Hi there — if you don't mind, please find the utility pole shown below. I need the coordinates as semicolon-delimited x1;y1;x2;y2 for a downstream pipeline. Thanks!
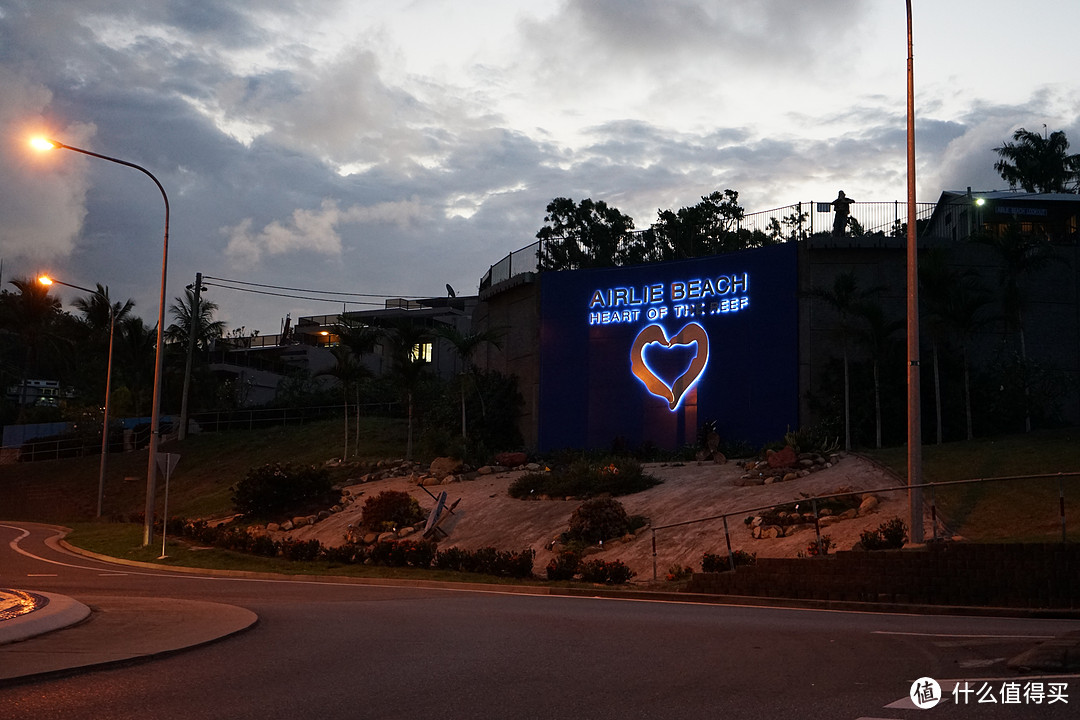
178;272;203;441
906;0;925;544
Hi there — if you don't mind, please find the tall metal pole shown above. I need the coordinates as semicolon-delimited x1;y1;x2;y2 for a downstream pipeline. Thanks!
178;272;202;441
906;0;925;544
38;276;116;519
38;140;169;546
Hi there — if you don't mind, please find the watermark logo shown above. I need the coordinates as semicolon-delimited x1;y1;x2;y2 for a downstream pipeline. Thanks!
910;677;942;709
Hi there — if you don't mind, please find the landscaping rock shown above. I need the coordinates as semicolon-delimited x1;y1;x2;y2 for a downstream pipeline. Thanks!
429;456;464;479
766;445;798;469
859;495;880;514
495;451;527;467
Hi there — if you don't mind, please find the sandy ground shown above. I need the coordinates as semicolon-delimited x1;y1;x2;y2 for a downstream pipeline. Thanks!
269;454;919;584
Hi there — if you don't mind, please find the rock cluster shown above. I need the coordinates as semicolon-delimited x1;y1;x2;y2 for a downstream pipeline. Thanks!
746;491;881;540
734;447;841;487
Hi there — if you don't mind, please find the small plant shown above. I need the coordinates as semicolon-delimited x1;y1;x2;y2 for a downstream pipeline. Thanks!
361;490;425;530
805;535;833;557
666;563;694;582
859;517;908;550
567;497;631;544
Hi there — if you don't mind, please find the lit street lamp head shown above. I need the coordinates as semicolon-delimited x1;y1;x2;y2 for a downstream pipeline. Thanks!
29;137;62;152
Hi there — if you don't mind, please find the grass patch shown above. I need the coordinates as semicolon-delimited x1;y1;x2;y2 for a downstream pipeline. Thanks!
864;428;1080;542
0;417;408;522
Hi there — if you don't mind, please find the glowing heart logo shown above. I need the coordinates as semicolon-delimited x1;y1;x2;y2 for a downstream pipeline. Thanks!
630;322;709;410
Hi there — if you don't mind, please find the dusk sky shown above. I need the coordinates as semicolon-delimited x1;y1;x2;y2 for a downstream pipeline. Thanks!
3;0;1078;336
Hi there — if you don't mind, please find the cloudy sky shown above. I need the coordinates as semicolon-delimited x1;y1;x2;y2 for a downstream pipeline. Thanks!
2;0;1078;335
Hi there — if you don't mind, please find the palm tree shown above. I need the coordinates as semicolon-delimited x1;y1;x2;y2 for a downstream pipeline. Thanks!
993;127;1080;193
920;251;993;442
113;316;158;417
166;287;225;351
335;317;383;455
852;300;903;449
808;271;883;450
2;278;63;420
318;344;370;461
72;284;135;335
975;223;1062;432
432;324;503;440
377;318;433;461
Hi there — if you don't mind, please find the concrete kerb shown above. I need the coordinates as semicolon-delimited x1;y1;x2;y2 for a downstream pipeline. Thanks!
0;592;91;646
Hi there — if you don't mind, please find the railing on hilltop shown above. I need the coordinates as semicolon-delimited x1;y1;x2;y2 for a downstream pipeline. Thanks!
479;201;937;290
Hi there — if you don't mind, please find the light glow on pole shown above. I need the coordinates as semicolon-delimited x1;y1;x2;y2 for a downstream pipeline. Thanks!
32;136;170;546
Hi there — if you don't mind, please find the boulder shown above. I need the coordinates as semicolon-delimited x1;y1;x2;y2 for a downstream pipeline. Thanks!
712;452;727;465
377;531;397;543
859;495;880;514
477;465;495;475
839;508;858;520
397;526;414;538
429;456;464;479
280;520;294;531
266;522;280;532
766;445;798;469
363;532;378;544
760;525;783;539
495;451;528;467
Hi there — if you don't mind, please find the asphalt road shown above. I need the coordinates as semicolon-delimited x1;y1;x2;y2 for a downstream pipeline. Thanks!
1;521;1077;719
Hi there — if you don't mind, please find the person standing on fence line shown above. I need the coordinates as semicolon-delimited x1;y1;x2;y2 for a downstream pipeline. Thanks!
831;190;855;238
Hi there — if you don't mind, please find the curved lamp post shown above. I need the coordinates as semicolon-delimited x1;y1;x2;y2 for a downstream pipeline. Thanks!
38;276;115;519
32;137;169;547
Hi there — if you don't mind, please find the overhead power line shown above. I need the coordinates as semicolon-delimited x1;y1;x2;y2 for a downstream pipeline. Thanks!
202;275;424;300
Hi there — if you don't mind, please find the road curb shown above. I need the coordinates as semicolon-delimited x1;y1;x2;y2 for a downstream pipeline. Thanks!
0;592;91;646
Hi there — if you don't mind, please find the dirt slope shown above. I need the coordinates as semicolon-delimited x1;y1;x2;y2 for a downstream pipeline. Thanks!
271;454;916;584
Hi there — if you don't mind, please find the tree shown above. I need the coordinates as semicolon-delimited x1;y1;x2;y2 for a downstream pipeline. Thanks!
376;318;435;461
334;317;383;455
1;278;63;420
72;284;135;336
650;189;747;260
536;197;636;271
993;127;1080;193
432;324;503;440
920;251;993;442
318;345;371;461
974;222;1063;432
166;287;225;352
808;271;883;450
852;300;903;449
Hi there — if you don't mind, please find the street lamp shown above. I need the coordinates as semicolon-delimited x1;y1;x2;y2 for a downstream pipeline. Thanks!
38;275;116;518
905;0;925;544
32;137;169;547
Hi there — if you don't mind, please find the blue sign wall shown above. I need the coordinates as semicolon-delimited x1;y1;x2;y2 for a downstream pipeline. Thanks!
538;242;798;451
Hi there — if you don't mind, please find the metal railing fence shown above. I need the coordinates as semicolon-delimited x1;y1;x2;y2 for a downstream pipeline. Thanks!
480;201;938;290
649;471;1079;581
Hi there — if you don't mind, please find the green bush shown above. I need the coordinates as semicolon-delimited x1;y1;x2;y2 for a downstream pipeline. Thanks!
545;550;581;581
433;546;535;578
361;490;425;530
231;462;333;517
508;457;660;499
579;558;635;584
859;517;908;550
701;549;756;572
567;497;631;544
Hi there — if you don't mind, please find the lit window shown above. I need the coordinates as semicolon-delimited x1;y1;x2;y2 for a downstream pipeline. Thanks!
411;342;433;362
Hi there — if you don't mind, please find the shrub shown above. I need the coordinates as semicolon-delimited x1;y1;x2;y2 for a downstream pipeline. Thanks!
546;550;581;581
361;490;425;530
579;558;635;585
701;549;756;572
508;456;661;499
279;537;323;562
433;546;535;577
232;462;333;517
567;497;631;544
666;564;693;582
859;517;908;550
805;535;834;557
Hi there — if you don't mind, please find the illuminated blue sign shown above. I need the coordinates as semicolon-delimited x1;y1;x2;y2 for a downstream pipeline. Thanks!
538;242;798;451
